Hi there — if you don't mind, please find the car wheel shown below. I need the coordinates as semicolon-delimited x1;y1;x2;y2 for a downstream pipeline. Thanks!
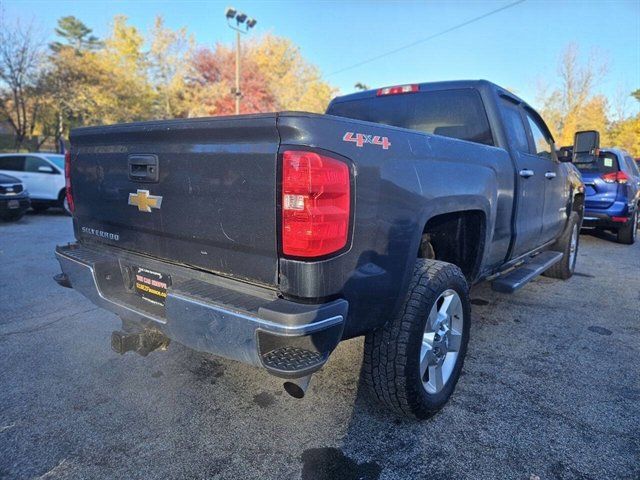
616;210;637;245
543;211;580;280
62;194;72;216
363;259;470;419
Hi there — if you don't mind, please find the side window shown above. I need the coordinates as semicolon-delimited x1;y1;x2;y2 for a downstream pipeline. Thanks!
524;113;552;159
25;156;51;173
500;100;529;153
0;155;25;172
625;155;640;177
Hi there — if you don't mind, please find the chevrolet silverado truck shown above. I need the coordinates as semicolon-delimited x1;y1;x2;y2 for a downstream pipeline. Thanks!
54;80;589;419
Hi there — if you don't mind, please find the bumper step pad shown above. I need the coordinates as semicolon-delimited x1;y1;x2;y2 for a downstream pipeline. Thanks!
261;346;325;373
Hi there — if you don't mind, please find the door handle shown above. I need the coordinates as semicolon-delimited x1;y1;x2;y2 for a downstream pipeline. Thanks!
544;172;557;179
128;154;159;183
519;169;534;178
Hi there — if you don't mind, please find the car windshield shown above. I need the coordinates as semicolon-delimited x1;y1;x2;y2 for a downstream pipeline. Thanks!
43;155;64;170
576;152;618;174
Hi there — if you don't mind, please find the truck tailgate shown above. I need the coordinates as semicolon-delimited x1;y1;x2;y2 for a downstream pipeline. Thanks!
70;114;280;287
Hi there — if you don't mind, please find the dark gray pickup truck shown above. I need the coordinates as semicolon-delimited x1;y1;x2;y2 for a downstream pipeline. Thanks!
55;80;589;419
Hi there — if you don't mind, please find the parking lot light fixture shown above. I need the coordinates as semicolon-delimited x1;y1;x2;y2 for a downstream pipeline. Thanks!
225;7;258;115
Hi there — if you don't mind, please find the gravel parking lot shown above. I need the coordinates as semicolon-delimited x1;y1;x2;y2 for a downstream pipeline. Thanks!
0;212;638;480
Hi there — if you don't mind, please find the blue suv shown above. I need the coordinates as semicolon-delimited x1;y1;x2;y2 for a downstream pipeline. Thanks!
577;148;640;244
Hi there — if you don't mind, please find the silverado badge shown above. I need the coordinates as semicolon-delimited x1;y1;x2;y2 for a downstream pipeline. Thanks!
128;189;162;213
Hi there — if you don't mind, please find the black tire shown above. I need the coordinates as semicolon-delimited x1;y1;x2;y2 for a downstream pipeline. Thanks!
543;212;581;280
31;204;49;213
362;259;470;420
616;210;637;245
58;189;72;216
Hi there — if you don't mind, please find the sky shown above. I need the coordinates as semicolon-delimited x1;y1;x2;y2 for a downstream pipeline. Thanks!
4;0;640;114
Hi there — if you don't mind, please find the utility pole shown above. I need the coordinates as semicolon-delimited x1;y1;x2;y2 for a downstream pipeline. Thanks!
225;7;257;115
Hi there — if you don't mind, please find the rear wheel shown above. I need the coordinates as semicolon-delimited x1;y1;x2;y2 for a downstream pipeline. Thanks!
363;259;470;419
59;189;72;216
543;212;580;280
616;210;637;245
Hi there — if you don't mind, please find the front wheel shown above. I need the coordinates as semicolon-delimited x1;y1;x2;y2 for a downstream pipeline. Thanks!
543;212;580;280
363;259;470;419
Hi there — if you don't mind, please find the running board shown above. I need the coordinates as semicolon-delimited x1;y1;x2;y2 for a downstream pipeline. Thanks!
491;251;563;294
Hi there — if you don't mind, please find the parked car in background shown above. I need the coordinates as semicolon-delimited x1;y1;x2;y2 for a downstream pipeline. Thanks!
0;153;70;215
575;148;640;244
0;173;30;221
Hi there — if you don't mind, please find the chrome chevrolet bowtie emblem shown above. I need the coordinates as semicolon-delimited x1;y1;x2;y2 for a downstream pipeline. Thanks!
128;189;162;213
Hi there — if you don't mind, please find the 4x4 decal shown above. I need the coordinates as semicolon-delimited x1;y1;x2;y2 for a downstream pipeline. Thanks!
343;132;391;150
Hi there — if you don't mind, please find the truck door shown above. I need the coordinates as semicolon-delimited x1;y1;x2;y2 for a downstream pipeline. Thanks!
500;98;545;257
523;110;567;244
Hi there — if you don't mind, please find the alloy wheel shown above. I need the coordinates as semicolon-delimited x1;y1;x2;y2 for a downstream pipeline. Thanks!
420;289;464;394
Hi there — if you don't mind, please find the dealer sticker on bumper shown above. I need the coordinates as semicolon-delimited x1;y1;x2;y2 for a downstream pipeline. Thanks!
134;267;171;306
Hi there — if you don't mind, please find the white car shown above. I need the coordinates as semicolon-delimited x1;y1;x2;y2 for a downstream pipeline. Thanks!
0;153;70;214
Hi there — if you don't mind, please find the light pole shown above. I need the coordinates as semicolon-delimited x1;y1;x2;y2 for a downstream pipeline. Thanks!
225;7;257;115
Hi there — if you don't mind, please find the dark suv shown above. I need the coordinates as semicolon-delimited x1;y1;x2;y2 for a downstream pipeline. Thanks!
576;148;640;244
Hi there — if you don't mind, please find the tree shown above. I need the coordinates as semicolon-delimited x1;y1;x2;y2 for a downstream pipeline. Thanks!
537;44;609;146
249;34;336;112
81;15;154;124
633;89;640;103
50;16;102;53
148;16;193;119
0;16;45;150
187;45;276;116
609;116;640;156
354;82;370;91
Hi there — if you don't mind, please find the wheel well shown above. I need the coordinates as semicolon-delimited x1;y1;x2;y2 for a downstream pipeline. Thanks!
58;188;66;203
572;193;585;214
418;211;485;280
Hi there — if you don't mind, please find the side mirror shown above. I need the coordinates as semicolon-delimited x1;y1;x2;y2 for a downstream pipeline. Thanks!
573;130;600;164
37;165;55;173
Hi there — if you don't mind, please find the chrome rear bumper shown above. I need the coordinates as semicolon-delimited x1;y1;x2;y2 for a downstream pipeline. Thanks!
55;243;347;377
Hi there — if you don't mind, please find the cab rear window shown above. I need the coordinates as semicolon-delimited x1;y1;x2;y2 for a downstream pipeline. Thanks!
327;88;494;146
576;152;618;174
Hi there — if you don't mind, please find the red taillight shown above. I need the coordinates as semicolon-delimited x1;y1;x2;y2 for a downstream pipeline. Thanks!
611;216;629;223
64;150;75;213
281;150;350;257
376;84;419;96
601;171;629;184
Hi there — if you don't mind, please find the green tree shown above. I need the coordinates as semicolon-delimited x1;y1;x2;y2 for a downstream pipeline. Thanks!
50;16;102;52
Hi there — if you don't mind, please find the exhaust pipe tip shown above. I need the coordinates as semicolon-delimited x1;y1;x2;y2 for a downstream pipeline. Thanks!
283;375;311;399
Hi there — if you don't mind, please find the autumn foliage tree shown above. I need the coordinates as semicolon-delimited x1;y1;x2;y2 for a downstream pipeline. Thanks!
188;45;276;116
1;13;337;150
537;44;640;156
